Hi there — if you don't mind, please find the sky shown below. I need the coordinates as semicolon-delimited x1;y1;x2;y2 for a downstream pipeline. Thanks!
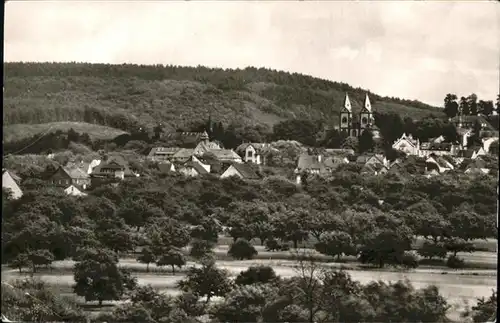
4;1;500;107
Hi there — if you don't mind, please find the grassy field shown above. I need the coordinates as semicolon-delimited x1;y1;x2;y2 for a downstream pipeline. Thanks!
2;258;496;323
3;121;127;142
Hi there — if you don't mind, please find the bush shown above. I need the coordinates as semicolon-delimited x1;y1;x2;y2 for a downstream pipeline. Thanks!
228;239;258;260
265;238;290;252
446;255;465;269
234;266;277;286
401;251;419;269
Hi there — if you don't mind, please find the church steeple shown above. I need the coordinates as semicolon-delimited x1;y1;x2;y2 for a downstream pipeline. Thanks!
364;94;372;112
344;93;352;112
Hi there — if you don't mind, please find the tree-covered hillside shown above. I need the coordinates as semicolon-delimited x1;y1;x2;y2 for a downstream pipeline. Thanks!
3;62;442;135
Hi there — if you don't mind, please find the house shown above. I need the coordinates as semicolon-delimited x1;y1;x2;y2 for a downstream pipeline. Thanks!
178;160;209;177
450;115;495;131
360;163;388;176
294;154;346;184
158;161;176;173
148;147;183;162
361;153;389;168
90;156;138;187
220;163;260;180
171;148;195;163
425;156;454;173
472;147;487;159
465;158;491;174
392;133;420;156
482;137;499;153
324;148;355;155
208;149;243;164
64;185;87;197
50;166;91;189
2;169;23;199
418;142;458;157
236;143;280;165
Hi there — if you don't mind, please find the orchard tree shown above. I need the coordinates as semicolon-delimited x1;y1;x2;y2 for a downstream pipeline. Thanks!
177;257;232;304
228;239;258;260
27;249;54;273
314;231;356;261
156;248;186;274
271;209;309;249
73;248;137;306
189;239;215;260
137;246;156;272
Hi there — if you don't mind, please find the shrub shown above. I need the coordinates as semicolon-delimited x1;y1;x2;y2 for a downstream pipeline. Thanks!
235;266;277;286
401;251;419;269
446;255;465;269
265;238;290;252
228;239;258;260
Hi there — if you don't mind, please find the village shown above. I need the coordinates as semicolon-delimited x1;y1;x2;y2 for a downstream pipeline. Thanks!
3;93;498;199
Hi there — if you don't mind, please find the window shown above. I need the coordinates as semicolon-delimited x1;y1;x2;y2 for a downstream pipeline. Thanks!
341;117;348;124
361;117;368;124
247;150;253;158
352;130;357;136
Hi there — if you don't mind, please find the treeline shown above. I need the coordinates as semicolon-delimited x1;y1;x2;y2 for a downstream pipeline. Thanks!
443;93;499;118
4;62;438;111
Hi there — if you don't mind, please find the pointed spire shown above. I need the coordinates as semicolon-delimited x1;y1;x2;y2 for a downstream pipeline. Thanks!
344;93;352;112
364;94;372;112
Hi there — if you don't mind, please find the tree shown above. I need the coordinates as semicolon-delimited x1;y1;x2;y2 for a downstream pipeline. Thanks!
136;246;156;272
462;290;497;323
73;248;137;306
358;129;375;153
27;249;54;273
478;100;495;116
417;241;447;260
234;265;278;286
314;231;356;261
211;284;279;323
189;239;215;260
341;136;359;151
468;94;478;115
444;237;475;257
358;225;415;268
271;209;309;249
177;257;232;303
156;248;186;274
443;94;459;118
9;253;30;273
228;239;258;260
459;96;470;115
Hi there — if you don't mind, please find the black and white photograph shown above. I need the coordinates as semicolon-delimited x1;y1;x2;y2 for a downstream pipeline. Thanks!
2;1;498;322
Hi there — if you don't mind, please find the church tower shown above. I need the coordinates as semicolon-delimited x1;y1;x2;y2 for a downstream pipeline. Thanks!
359;93;374;132
339;93;352;135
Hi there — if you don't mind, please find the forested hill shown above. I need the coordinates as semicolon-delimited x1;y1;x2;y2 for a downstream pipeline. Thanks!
3;62;442;134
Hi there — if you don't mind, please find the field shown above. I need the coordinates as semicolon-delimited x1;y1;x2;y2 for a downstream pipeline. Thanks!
3;121;127;142
2;254;497;322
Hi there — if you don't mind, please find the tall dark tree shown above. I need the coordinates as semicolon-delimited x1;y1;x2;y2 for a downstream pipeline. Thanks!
478;100;494;116
459;96;470;116
443;94;459;118
467;94;478;116
358;129;375;153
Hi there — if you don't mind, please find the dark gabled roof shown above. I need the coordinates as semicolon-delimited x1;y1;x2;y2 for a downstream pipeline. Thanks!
92;156;135;176
209;149;242;160
230;163;260;180
182;161;209;175
296;154;326;172
148;147;182;157
172;148;194;159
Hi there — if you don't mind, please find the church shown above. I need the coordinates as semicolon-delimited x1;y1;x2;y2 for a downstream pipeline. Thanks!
338;93;380;138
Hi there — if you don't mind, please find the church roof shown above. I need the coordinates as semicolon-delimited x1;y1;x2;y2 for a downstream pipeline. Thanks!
364;94;372;112
344;93;352;112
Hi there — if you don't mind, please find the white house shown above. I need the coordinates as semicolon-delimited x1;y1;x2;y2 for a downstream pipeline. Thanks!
220;163;260;180
425;156;454;173
392;133;420;156
472;147;487;160
235;143;280;165
64;185;88;197
2;169;23;200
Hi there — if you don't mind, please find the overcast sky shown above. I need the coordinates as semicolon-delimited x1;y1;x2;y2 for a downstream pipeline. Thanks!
4;1;499;106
